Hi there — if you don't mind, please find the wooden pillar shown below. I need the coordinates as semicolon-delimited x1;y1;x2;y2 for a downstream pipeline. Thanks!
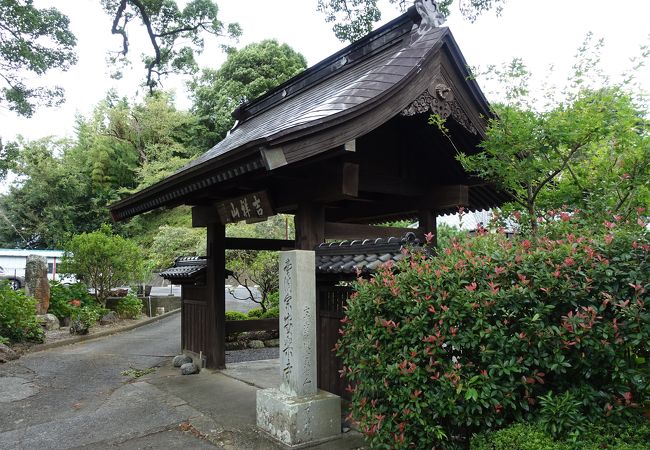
295;203;325;250
418;209;437;247
206;222;226;369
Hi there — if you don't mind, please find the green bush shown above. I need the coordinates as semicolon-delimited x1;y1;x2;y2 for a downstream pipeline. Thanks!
245;306;279;319
259;306;279;318
0;335;9;345
225;311;248;321
115;294;142;319
49;281;95;320
267;291;279;309
338;213;649;449
471;423;559;450
71;305;101;328
0;282;44;343
246;308;263;318
61;224;144;307
471;420;650;450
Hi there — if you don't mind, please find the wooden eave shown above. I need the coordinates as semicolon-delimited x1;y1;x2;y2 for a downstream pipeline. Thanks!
109;8;494;222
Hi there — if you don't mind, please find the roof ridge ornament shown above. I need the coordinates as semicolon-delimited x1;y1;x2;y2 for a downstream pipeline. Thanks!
414;0;446;33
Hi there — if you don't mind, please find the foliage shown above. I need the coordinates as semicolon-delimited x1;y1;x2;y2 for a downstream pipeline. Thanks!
454;37;649;234
317;0;505;42
225;310;247;321
71;305;101;329
61;225;144;307
102;0;241;92
148;225;205;269
116;294;143;319
0;281;44;343
259;306;279;319
337;213;649;449
0;92;205;248
228;251;279;313
0;136;108;248
49;281;95;320
243;306;279;319
189;40;307;146
0;0;77;116
471;420;650;450
0;335;9;345
471;422;558;450
457;86;649;233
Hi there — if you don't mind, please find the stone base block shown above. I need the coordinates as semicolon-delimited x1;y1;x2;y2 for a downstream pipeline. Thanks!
256;388;341;447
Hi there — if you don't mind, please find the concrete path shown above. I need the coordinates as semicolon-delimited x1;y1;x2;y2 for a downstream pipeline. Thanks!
0;314;365;449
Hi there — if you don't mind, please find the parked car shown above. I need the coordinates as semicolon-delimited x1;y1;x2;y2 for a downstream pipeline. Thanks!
0;265;24;290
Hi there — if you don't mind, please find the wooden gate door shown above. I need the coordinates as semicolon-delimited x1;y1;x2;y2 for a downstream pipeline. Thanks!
317;284;353;399
181;285;209;357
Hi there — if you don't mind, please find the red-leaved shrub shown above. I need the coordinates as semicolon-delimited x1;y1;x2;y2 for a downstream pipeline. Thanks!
338;213;649;449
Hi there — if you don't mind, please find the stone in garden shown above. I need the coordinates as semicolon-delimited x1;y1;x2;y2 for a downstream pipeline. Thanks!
25;255;50;315
172;354;192;367
263;338;279;347
0;343;18;363
225;341;247;351
100;311;119;325
37;314;60;330
69;320;89;335
248;340;265;349
180;362;200;375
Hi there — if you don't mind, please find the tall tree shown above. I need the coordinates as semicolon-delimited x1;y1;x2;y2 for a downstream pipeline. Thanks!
189;39;307;146
102;0;242;91
453;39;649;234
317;0;505;42
0;0;77;116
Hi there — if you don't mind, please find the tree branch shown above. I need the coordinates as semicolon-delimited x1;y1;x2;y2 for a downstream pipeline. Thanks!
110;0;129;56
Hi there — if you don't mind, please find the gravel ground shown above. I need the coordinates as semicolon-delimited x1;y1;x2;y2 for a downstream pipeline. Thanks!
225;346;279;363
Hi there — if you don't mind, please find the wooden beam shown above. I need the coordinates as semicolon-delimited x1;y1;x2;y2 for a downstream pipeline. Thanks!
206;223;226;369
224;237;295;251
417;210;437;247
419;185;469;210
358;175;423;197
272;162;359;208
191;205;220;227
295;202;325;250
225;318;279;335
324;222;415;240
326;185;469;223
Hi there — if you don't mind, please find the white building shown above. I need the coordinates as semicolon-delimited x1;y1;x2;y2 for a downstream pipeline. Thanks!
0;249;70;289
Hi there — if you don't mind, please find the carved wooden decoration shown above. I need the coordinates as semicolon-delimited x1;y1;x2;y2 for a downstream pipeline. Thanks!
401;82;478;135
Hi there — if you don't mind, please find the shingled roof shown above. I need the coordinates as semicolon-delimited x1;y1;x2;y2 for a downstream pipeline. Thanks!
110;2;497;222
159;256;207;285
316;232;423;274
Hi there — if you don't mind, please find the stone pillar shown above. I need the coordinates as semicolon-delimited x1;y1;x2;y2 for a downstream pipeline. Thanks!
25;255;50;315
256;250;340;446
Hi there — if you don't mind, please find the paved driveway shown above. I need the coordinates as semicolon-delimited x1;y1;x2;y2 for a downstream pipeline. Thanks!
0;315;217;449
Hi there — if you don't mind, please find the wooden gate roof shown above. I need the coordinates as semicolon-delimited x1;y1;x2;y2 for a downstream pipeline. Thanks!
110;4;502;222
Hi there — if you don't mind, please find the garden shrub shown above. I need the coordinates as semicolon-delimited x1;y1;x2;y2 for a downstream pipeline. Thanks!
49;281;94;320
338;213;649;449
470;422;559;450
0;282;44;343
71;305;101;328
259;306;279;318
246;308;263;318
115;294;142;319
225;311;248;321
471;420;650;450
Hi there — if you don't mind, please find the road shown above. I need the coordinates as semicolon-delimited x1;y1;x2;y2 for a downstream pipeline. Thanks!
149;285;262;313
0;314;218;449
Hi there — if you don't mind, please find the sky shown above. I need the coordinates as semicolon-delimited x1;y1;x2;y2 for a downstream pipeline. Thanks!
1;0;648;143
0;0;648;211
